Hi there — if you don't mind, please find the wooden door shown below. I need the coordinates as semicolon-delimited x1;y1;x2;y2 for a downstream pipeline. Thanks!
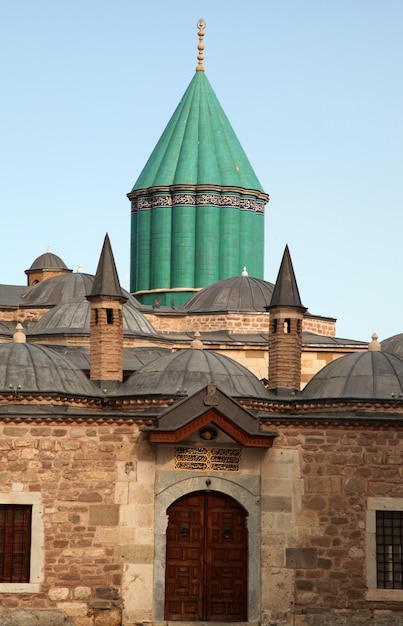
165;491;248;621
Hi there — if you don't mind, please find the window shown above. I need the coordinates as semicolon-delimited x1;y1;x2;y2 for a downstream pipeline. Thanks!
367;497;403;601
0;492;44;593
376;511;403;589
0;505;31;583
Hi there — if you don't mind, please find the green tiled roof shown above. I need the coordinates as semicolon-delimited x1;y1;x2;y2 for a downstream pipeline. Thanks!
132;71;264;192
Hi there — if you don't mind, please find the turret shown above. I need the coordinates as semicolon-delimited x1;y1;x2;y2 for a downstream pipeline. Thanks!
86;234;127;388
266;246;306;394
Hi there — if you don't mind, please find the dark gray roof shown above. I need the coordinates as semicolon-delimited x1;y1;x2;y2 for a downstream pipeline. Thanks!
88;234;127;303
0;343;98;396
44;345;171;373
28;251;69;271
381;334;403;358
180;276;275;313
19;273;140;308
123;348;271;399
20;273;95;305
29;298;158;337
268;245;305;310
301;350;403;400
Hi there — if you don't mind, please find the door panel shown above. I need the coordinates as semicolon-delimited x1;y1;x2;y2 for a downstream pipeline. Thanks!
165;491;248;621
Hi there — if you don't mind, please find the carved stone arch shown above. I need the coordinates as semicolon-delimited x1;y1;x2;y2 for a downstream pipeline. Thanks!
153;474;261;622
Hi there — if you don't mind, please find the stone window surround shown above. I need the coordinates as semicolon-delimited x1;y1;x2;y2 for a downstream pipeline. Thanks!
366;496;403;601
0;491;44;593
153;473;261;624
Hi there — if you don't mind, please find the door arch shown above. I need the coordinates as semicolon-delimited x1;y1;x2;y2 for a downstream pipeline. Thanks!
164;490;248;622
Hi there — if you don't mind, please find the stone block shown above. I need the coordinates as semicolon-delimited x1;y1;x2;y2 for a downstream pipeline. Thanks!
118;544;153;564
94;609;122;626
48;587;69;601
286;547;318;569
89;504;119;526
261;495;292;512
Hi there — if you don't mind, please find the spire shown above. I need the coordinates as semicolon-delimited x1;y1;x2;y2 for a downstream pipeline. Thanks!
267;246;306;395
88;234;127;303
87;235;126;385
196;19;206;71
268;245;305;311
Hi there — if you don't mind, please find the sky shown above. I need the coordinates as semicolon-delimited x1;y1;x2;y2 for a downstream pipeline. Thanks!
1;1;402;343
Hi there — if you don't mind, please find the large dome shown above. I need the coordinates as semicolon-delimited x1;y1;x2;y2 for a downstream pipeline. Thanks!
124;347;270;399
0;342;98;396
20;272;141;308
181;275;274;313
30;297;158;337
301;350;403;400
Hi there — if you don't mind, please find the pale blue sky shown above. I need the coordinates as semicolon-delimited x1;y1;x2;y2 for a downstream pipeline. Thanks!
1;1;402;342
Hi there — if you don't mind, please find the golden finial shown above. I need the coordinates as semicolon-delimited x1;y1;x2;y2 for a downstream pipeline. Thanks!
196;19;206;71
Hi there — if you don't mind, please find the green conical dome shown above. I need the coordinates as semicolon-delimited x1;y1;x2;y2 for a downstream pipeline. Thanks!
132;70;264;192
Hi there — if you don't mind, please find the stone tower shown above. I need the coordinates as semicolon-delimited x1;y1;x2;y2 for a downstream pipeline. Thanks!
266;245;307;394
87;234;127;387
128;20;269;306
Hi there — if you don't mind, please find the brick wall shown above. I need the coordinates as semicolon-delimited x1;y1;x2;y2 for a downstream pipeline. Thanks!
0;420;155;626
260;422;403;626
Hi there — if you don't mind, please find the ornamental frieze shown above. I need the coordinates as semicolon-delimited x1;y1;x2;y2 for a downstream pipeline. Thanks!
131;193;265;214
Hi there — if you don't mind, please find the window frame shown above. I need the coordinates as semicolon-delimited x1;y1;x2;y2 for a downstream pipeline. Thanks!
367;497;403;601
0;493;44;593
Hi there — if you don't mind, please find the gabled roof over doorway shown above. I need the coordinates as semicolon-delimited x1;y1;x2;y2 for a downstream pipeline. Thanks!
142;384;277;447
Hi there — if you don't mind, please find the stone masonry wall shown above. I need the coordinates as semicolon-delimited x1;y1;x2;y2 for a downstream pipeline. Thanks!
260;423;403;626
0;420;155;626
144;311;336;337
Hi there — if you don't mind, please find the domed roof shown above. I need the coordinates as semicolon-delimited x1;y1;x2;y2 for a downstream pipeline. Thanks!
0;342;98;396
31;297;157;337
123;347;270;399
20;272;140;308
381;334;403;358
28;248;69;271
21;272;94;305
181;275;274;313
301;350;403;400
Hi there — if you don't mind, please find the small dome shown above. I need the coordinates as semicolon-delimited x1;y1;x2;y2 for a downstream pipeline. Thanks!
301;351;403;400
124;348;270;399
381;333;403;358
0;342;98;396
181;276;274;313
31;297;157;336
28;249;69;271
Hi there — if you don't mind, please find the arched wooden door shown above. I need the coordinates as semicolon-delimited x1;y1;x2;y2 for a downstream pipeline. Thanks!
165;491;248;622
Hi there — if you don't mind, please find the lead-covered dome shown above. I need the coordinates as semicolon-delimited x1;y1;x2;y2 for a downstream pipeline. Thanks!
0;342;98;396
28;250;69;271
31;297;158;337
381;334;403;358
181;275;274;313
301;350;403;400
20;272;141;308
124;347;270;399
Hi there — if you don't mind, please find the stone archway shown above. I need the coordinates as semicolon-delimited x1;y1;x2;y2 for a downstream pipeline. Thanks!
153;475;261;623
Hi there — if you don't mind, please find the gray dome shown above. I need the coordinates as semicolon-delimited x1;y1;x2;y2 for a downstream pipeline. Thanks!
0;343;98;396
181;276;274;313
31;297;157;336
21;272;95;305
28;251;69;271
20;272;141;308
301;351;403;400
381;334;403;358
124;348;270;399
